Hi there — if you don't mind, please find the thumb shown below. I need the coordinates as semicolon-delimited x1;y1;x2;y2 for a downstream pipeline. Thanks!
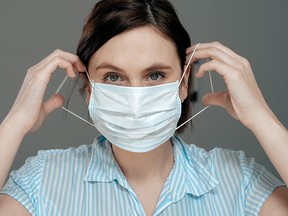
30;94;65;132
43;93;65;115
202;91;239;120
202;91;229;108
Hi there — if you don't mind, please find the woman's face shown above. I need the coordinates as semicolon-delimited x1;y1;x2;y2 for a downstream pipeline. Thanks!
87;26;188;100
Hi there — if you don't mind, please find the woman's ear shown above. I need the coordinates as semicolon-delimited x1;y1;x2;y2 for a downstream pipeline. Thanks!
85;85;91;105
179;64;191;102
79;72;91;106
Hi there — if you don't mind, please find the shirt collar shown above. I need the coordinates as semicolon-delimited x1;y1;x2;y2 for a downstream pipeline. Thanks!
84;135;218;198
84;135;127;187
166;136;218;200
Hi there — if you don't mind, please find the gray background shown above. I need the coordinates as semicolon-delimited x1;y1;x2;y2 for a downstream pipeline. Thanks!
0;0;287;181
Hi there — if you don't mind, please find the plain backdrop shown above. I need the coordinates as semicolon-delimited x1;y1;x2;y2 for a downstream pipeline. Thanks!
0;0;287;181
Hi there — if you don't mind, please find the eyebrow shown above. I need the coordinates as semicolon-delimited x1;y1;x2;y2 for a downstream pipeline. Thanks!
95;62;172;73
95;63;123;72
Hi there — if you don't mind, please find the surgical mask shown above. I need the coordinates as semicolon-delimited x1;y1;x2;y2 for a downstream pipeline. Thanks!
87;79;181;152
56;43;213;152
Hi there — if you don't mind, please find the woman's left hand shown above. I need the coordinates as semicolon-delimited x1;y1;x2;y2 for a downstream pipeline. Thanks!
187;44;288;215
186;42;275;130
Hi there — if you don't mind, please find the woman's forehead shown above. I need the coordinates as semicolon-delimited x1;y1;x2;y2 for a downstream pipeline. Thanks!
89;26;180;70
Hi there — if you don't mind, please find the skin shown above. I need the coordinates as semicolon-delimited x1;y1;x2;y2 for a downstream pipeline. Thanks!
0;50;85;216
0;27;288;215
87;27;187;216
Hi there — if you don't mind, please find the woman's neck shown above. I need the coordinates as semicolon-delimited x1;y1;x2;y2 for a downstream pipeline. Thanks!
111;140;174;182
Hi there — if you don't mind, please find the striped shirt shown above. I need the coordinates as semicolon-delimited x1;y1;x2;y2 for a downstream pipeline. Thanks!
1;135;283;216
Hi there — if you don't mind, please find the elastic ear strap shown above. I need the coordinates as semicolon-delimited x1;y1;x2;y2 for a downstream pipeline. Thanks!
178;43;201;87
85;68;93;84
55;75;68;94
60;106;95;127
176;43;216;130
53;69;96;128
56;69;93;95
176;105;210;130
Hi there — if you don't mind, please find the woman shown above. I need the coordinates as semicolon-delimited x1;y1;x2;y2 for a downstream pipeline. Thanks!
0;0;288;215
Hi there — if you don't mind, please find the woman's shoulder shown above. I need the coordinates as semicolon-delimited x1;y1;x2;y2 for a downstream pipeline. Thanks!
38;135;108;159
9;136;106;181
174;136;249;161
38;142;94;161
3;136;103;193
173;136;255;176
174;136;283;187
1;137;104;215
7;141;95;181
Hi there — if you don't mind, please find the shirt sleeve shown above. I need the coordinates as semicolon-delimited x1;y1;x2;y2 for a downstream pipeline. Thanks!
240;153;285;216
0;151;45;216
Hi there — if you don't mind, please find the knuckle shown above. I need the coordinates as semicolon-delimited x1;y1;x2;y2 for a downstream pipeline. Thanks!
240;57;250;67
26;69;40;80
212;41;222;47
53;49;63;54
73;55;80;63
27;67;34;75
27;66;38;76
208;46;218;54
236;58;250;72
51;56;62;64
52;49;64;57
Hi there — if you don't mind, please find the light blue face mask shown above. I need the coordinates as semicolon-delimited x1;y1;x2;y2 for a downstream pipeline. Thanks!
87;80;181;152
56;43;213;152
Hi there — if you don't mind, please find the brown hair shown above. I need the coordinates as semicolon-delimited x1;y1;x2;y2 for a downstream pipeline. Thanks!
76;0;192;133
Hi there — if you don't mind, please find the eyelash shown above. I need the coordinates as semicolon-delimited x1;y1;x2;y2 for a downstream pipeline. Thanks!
103;72;123;82
103;71;167;83
147;72;166;81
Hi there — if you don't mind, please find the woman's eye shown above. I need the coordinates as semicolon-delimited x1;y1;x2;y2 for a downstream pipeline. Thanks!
149;72;165;81
104;73;122;82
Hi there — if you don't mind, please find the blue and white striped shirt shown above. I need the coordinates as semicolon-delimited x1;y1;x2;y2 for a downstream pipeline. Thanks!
1;135;283;215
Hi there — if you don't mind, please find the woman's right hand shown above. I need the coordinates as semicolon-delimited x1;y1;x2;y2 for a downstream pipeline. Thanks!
4;49;85;134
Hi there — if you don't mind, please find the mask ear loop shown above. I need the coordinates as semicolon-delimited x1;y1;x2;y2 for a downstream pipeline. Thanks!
55;51;214;130
54;70;95;127
178;43;201;87
85;69;93;85
176;44;214;131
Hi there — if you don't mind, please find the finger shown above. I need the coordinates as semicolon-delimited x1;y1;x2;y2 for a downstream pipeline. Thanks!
192;48;237;68
32;49;86;73
185;43;201;65
20;58;77;108
30;94;65;132
187;41;241;67
202;91;228;107
202;91;238;120
49;50;86;72
195;59;237;81
43;93;64;115
185;56;199;65
188;42;240;60
186;43;235;66
40;57;80;78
